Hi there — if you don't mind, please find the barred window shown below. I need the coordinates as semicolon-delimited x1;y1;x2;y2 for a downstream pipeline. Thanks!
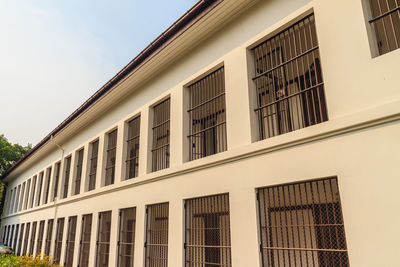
13;225;19;251
88;140;99;191
253;14;327;140
29;175;37;209
257;177;349;266
145;202;169;267
19;183;25;211
37;220;45;254
29;221;37;255
54;218;65;264
24;179;31;210
65;216;77;267
44;167;52;204
105;130;117;186
15;185;21;213
36;172;44;206
368;0;400;55
53;162;61;200
118;207;136;267
79;214;93;267
74;148;84;195
44;219;54;255
184;193;232;267
96;211;112;267
17;223;24;256
22;222;30;255
126;116;140;179
63;156;72;199
151;98;170;172
5;226;9;246
9;225;15;249
188;67;227;161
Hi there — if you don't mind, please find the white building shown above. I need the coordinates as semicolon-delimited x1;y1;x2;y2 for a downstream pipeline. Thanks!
1;0;400;266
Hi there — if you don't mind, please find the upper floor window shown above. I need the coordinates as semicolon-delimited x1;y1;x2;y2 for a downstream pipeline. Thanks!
53;162;61;200
187;67;227;161
63;156;72;199
88;140;99;191
29;175;37;208
105;129;117;186
43;167;52;205
36;172;44;206
126;116;140;179
151;98;170;172
74;148;84;195
368;0;400;55
23;179;31;210
252;14;327;140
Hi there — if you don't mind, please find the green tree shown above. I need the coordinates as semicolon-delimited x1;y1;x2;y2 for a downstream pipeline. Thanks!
0;134;31;178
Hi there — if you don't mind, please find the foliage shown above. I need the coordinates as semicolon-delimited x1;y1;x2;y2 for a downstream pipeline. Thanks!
0;253;60;267
0;134;31;178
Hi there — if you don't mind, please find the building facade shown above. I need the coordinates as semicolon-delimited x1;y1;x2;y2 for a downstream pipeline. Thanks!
1;0;400;266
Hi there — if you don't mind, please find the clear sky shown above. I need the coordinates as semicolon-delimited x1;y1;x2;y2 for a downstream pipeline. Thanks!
0;0;197;146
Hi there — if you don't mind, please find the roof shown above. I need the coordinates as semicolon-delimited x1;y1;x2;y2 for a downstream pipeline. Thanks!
1;0;223;180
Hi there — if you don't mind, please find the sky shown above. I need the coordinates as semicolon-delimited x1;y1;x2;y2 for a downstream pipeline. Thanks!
0;0;197;146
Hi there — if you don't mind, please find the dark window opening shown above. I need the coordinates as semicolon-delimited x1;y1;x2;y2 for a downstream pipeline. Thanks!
53;162;61;200
105;130;117;186
89;140;99;191
96;211;112;267
74;149;84;195
63;156;72;199
79;214;93;267
118;207;136;267
126;117;140;179
65;216;77;267
54;218;65;264
152;98;170;172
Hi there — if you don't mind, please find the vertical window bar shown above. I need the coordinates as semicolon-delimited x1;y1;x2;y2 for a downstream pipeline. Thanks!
29;221;37;255
151;98;170;172
54;218;65;264
105;130;117;186
96;211;112;267
118;207;136;267
126;116;141;179
63;156;72;199
79;214;93;267
44;167;52;204
44;219;54;256
89;140;99;191
37;220;45;255
53;162;61;200
74;149;84;195
65;216;78;267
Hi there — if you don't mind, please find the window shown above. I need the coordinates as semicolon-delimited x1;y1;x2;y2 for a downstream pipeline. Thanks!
151;98;170;172
22;222;30;255
79;214;93;267
105;130;117;186
117;207;136;267
17;224;24;256
13;225;19;251
19;183;24;211
88;140;99;191
252;14;327;140
74;148;84;195
36;172;44;206
184;193;232;267
30;175;37;209
257;177;349;266
96;211;112;267
63;156;72;199
54;218;65;264
24;179;31;210
53;162;61;200
126;116;140;179
6;226;10;246
188;67;227;161
44;219;54;255
37;220;45;254
15;185;20;213
144;202;169;267
368;0;400;55
29;221;37;255
9;225;15;249
44;167;52;204
65;216;77;267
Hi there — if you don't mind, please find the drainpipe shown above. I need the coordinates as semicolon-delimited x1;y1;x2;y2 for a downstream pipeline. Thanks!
50;135;64;231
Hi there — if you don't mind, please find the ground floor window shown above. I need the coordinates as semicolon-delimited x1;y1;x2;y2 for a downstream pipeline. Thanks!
54;218;65;264
65;216;77;267
96;211;112;267
79;214;93;267
118;207;136;267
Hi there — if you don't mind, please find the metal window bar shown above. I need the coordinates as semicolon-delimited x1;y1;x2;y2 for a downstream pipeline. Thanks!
89;140;99;191
29;221;37;255
152;98;170;172
74;149;84;195
19;183;25;211
118;207;137;267
53;162;61;200
17;224;24;256
44;219;54;255
22;222;30;255
36;172;44;206
96;211;112;267
105;130;118;186
13;225;19;251
369;0;400;55
145;202;169;267
63;157;72;198
126;116;141;179
188;67;227;161
65;216;78;267
79;214;93;267
252;14;328;140
37;220;45;255
184;193;232;267
256;177;349;267
54;218;65;264
30;175;37;209
24;179;31;210
44;167;52;204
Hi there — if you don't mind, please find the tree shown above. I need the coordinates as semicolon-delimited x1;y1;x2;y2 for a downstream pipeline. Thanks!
0;134;31;178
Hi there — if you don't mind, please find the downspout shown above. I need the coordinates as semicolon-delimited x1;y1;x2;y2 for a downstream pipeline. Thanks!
50;135;64;236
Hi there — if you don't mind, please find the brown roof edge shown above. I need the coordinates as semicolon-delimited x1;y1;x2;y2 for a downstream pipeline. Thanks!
1;0;223;180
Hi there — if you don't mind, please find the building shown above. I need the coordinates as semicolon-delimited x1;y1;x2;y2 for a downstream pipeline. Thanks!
1;0;399;266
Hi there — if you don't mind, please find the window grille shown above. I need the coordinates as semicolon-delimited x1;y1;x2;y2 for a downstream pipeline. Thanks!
19;183;25;211
9;225;14;249
53;162;61;200
54;218;65;264
65;216;77;267
29;222;37;255
24;179;31;210
89;140;99;191
74;149;84;195
152;98;170;172
126;116;140;179
188;67;227;161
79;214;93;267
44;219;54;255
63;156;72;198
15;185;20;213
105;130;117;186
17;224;24;256
36;172;44;206
184;193;232;267
30;175;37;208
369;0;400;55
118;207;136;267
22;222;30;255
13;225;19;251
37;220;45;254
1;227;6;244
4;226;9;246
257;177;349;267
44;167;52;204
145;202;169;267
96;211;112;267
253;14;327;140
